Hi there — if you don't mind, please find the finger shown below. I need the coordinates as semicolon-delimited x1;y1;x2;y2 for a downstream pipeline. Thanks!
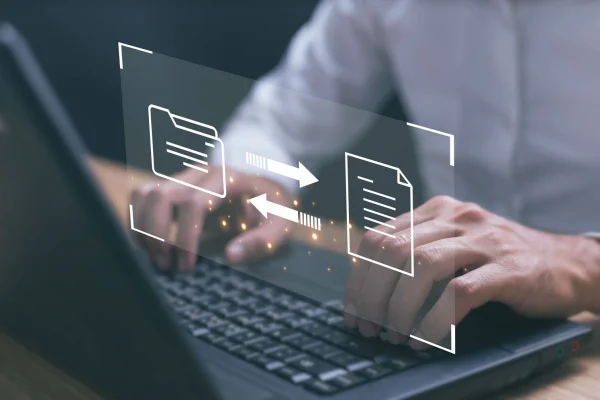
138;183;189;270
387;236;490;340
408;263;505;350
344;199;447;323
355;219;459;336
380;194;456;234
225;217;292;264
174;173;227;272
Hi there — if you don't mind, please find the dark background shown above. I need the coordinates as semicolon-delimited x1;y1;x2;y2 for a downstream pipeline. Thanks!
1;1;422;220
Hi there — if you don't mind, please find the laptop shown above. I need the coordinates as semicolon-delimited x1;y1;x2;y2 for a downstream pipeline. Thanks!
0;22;593;400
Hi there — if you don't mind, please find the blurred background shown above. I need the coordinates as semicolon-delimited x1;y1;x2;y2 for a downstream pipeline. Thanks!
0;1;422;220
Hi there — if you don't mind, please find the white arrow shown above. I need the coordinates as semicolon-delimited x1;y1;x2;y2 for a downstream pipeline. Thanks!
248;194;322;230
267;159;318;188
249;194;299;223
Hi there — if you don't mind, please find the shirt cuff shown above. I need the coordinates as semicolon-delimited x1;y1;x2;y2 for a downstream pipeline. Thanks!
583;232;600;241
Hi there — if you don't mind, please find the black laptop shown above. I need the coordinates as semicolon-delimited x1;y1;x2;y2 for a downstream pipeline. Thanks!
0;23;593;400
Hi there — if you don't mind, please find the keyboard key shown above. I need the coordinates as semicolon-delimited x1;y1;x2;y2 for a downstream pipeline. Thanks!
323;299;345;312
267;328;298;341
261;308;294;321
230;293;259;307
315;313;344;326
197;314;228;329
246;301;274;314
208;301;233;311
320;329;352;345
384;356;419;371
291;356;345;380
199;331;224;345
214;286;241;299
168;297;193;313
305;342;340;358
275;366;312;384
330;372;365;389
181;275;208;287
180;306;210;321
299;306;327;319
266;346;305;362
193;294;219;308
233;314;265;327
325;351;365;369
284;334;315;349
215;339;241;352
303;379;339;395
251;354;284;371
190;327;210;338
234;330;262;344
278;296;311;311
286;317;317;329
222;275;247;289
231;346;258;360
338;338;386;359
248;337;279;352
213;304;247;318
241;280;263;294
255;287;281;302
356;364;392;380
250;321;285;334
213;323;247;338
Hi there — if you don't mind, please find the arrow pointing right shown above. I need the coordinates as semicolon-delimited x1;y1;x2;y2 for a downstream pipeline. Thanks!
267;159;319;188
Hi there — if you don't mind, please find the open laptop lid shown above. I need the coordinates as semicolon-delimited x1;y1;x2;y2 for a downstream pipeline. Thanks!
0;23;218;400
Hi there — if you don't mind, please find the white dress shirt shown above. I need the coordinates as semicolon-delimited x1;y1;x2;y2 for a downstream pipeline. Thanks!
217;0;600;235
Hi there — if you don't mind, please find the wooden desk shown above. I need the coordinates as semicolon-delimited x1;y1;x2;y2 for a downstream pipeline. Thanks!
1;158;598;400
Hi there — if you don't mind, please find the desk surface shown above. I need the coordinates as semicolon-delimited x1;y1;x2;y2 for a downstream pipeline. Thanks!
1;158;599;400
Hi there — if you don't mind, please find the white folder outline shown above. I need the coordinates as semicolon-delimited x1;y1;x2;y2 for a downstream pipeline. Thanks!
148;104;226;198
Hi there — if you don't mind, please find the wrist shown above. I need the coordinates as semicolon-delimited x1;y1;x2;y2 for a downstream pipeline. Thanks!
574;235;600;313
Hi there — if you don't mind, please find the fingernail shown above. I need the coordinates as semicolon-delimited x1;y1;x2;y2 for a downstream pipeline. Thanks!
226;244;246;264
344;303;358;327
359;320;376;337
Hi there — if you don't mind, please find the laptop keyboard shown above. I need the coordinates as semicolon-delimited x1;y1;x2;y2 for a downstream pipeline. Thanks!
156;259;442;396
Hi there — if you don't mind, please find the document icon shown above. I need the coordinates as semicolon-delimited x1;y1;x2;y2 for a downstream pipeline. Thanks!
148;105;226;198
345;152;414;276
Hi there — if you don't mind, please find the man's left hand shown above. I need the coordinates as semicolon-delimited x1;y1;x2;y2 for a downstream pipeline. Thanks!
344;195;600;349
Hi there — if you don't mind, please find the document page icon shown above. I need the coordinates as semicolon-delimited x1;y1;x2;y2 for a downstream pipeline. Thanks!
345;152;414;276
148;105;226;198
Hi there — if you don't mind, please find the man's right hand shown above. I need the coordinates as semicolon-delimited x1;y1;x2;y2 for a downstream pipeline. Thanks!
130;166;294;272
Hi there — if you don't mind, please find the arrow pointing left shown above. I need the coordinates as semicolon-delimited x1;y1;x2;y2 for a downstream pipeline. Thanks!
248;194;299;223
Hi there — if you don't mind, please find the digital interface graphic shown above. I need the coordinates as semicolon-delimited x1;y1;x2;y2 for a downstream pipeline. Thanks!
119;42;456;354
148;104;226;198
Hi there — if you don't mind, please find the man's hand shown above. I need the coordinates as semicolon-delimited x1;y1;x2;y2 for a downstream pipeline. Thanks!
131;166;293;271
345;195;600;349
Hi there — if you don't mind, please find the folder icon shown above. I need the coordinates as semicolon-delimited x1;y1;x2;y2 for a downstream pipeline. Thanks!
148;105;226;198
345;152;414;276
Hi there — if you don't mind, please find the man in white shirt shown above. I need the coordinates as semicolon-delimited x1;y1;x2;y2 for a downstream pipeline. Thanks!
131;0;600;349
